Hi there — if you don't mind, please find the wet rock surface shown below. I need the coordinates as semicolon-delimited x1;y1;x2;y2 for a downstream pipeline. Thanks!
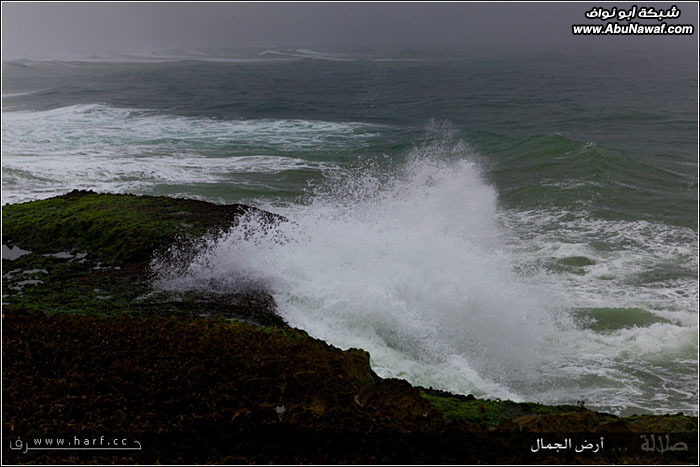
3;190;285;326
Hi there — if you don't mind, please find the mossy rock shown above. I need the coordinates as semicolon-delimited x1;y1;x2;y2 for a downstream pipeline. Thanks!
2;191;286;326
420;389;584;427
2;190;275;264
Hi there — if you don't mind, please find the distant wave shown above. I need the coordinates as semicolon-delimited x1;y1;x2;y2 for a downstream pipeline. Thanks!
1;103;385;150
259;48;357;61
3;53;295;65
258;48;428;62
77;54;295;64
1;103;387;204
4;49;430;65
2;88;51;98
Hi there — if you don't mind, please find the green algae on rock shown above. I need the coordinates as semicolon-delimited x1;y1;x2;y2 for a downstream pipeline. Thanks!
2;189;280;264
2;190;286;326
419;390;586;427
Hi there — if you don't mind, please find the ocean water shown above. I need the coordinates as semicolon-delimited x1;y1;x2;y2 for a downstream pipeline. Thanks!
2;50;697;415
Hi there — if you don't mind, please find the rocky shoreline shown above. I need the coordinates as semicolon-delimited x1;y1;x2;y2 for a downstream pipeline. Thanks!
2;191;697;464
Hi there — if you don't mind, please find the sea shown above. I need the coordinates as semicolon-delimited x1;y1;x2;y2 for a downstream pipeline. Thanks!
2;48;697;416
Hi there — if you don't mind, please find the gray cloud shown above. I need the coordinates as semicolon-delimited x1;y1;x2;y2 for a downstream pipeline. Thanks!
2;2;697;60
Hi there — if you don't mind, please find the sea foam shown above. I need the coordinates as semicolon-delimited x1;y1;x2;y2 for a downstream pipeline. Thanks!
152;131;697;413
1;104;381;204
153;132;559;399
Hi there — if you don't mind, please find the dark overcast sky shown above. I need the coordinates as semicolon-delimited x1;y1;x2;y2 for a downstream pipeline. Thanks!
2;2;698;60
